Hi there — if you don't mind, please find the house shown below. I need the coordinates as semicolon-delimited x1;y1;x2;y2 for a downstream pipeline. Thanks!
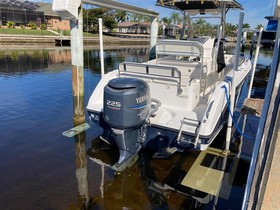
36;2;70;31
117;22;151;34
164;24;182;36
0;0;69;30
0;0;44;26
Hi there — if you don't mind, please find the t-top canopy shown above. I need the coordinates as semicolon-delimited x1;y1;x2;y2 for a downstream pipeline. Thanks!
156;0;243;15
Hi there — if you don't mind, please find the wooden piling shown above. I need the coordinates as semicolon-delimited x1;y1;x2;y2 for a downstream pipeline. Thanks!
72;64;85;125
70;5;85;126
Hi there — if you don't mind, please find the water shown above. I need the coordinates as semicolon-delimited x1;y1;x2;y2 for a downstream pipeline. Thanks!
0;45;273;210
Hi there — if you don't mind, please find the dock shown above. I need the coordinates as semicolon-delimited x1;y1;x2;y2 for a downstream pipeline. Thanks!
242;39;280;210
262;121;280;209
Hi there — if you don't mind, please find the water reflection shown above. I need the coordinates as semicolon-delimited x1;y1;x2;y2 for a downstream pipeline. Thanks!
0;47;149;76
86;135;249;210
71;130;93;210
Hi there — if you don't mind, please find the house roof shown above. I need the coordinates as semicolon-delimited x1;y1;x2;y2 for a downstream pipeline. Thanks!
165;24;182;29
35;2;59;17
118;22;151;27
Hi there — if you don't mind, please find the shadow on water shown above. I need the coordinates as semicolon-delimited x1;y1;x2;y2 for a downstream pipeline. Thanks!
0;45;273;210
85;125;250;210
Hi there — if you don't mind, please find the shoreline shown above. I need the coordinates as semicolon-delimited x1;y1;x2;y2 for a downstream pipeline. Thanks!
0;34;150;46
0;44;150;51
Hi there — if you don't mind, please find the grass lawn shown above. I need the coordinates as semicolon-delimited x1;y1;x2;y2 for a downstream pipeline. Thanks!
0;28;56;36
0;28;114;39
0;27;115;38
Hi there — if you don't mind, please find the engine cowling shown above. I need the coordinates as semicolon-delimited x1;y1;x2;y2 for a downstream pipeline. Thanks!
103;77;151;129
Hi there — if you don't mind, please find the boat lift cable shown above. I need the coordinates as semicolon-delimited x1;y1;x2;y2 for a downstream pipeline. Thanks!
222;85;255;140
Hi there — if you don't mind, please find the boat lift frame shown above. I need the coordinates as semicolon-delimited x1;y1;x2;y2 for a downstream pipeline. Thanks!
52;0;159;123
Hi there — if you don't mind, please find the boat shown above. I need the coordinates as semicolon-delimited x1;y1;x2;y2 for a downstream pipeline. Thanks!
261;16;278;47
86;0;252;171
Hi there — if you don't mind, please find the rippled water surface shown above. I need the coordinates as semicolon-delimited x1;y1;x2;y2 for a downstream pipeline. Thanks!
0;45;273;210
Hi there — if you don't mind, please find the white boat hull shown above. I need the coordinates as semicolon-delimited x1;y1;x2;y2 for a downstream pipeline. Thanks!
87;38;252;169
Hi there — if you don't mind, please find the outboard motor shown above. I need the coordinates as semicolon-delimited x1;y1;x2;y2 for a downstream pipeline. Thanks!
103;78;151;171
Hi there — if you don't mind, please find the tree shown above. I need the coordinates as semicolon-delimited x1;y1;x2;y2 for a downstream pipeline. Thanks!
179;11;189;40
243;23;250;30
170;12;181;35
83;8;117;33
255;24;264;30
161;16;171;25
130;13;145;34
225;23;236;36
193;18;206;37
115;10;130;23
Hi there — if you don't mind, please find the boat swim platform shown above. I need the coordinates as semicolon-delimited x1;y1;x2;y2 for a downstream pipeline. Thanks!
181;147;238;199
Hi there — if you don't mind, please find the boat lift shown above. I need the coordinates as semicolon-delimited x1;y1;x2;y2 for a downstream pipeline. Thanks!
53;0;159;135
52;0;252;158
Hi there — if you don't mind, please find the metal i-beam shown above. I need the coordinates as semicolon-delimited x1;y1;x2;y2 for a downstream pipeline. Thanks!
83;0;159;60
83;0;159;17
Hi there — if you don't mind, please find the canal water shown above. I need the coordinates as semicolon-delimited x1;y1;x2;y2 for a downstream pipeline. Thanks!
0;45;273;210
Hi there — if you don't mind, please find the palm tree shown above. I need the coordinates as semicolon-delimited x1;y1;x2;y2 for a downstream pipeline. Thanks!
170;12;181;35
115;10;130;23
194;18;206;37
255;24;264;30
225;23;236;36
161;16;171;25
243;23;250;30
130;13;145;34
179;11;189;39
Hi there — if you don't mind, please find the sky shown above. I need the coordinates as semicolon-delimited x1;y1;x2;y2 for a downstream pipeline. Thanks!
117;0;277;29
37;0;278;29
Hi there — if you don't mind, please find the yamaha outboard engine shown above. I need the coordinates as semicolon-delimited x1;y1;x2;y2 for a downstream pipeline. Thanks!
103;78;151;171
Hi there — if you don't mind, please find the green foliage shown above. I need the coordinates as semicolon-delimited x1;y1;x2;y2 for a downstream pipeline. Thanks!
130;13;150;23
225;23;236;36
191;18;216;37
115;10;130;23
40;24;47;30
170;12;182;25
243;23;250;29
170;12;182;35
0;28;55;35
161;17;171;25
255;24;264;30
83;8;117;33
28;22;37;29
20;25;25;29
246;31;254;40
6;21;15;28
130;13;148;34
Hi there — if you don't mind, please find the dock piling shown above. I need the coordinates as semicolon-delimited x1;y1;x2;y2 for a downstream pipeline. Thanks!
224;12;244;153
71;5;85;124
